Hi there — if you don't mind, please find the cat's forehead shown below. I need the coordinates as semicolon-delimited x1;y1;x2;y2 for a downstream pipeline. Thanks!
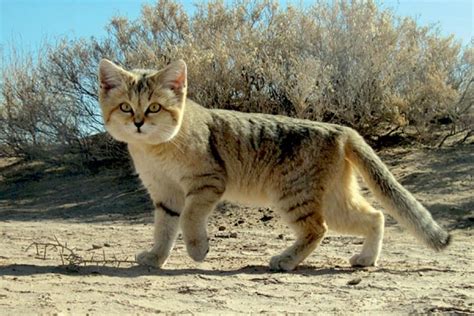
130;68;157;77
126;69;159;97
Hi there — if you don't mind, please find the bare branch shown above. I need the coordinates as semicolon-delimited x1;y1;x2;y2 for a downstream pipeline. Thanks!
26;236;137;268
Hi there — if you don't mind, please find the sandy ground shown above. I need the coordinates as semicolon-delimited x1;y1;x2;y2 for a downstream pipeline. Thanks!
0;145;473;314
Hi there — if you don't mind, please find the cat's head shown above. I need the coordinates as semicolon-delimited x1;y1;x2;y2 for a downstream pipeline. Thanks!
98;59;187;145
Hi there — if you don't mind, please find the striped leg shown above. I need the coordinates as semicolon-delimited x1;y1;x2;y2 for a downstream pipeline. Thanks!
271;198;327;271
136;202;181;268
180;183;224;262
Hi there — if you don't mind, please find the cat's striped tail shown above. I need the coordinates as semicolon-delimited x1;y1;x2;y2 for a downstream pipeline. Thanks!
344;129;451;251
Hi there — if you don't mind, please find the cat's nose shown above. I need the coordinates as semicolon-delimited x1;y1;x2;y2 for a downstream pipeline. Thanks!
134;120;144;128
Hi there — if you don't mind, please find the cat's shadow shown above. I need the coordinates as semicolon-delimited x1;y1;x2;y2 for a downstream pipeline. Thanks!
0;263;359;278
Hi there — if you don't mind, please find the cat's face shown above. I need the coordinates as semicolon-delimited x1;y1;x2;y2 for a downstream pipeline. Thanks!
98;59;187;145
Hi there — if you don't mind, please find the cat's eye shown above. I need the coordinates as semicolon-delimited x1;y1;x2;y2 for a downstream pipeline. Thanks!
147;103;161;114
119;102;133;113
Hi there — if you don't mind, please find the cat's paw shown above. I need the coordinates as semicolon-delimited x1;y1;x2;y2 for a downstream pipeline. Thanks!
349;254;377;267
136;250;166;268
185;237;209;262
269;254;298;272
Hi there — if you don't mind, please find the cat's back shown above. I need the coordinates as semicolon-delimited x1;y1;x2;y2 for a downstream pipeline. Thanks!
201;104;348;145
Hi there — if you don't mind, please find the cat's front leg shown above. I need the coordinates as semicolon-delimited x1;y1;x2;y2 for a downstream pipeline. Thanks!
180;185;224;262
136;202;181;268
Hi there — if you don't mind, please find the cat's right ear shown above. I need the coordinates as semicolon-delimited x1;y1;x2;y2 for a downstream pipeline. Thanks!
99;59;126;93
159;60;187;97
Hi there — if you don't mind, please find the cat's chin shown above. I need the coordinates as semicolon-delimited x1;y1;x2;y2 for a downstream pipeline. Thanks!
123;135;165;145
124;133;174;146
105;125;179;145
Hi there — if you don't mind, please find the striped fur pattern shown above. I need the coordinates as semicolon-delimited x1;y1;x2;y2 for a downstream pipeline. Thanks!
98;59;450;271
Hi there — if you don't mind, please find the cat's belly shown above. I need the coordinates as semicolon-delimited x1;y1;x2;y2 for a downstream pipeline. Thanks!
222;187;272;208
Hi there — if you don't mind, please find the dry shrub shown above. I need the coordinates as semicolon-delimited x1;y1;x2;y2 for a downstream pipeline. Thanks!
1;0;472;163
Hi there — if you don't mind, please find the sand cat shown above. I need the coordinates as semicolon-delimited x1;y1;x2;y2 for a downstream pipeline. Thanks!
98;59;450;271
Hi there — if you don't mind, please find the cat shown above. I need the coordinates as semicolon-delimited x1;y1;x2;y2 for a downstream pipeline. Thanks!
98;59;450;271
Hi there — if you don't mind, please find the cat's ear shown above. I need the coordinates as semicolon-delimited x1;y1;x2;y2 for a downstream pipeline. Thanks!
98;59;128;92
160;60;187;97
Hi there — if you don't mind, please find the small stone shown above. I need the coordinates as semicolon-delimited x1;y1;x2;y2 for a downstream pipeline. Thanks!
92;244;102;249
218;226;226;231
215;232;230;238
103;243;111;247
230;232;238;238
347;277;362;286
260;215;273;222
277;234;284;240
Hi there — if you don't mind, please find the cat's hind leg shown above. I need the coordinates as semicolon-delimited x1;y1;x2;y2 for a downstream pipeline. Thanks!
347;200;384;267
325;162;384;267
270;198;327;271
327;196;384;267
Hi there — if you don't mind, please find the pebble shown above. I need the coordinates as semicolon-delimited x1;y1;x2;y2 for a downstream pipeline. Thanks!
347;277;362;286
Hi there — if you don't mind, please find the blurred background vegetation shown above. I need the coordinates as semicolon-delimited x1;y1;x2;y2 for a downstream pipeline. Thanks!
1;0;472;170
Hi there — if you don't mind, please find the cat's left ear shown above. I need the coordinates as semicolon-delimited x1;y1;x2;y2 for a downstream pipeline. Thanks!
98;59;128;93
160;60;187;97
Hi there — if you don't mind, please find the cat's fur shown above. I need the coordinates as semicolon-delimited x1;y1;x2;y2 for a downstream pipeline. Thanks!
98;59;450;271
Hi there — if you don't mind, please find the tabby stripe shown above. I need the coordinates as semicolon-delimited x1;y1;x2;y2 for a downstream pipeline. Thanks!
148;88;155;101
283;166;320;184
294;211;316;223
208;122;226;172
236;138;244;162
248;119;260;151
256;124;266;148
304;232;320;244
157;202;180;217
105;107;120;124
161;107;179;123
128;82;134;100
186;185;224;198
279;186;307;201
287;199;315;213
135;78;146;94
181;172;222;182
276;124;292;163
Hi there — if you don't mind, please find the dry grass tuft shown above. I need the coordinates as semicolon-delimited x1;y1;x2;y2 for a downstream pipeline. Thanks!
26;236;137;268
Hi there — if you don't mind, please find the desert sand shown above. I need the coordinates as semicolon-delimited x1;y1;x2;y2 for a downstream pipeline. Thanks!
1;145;473;314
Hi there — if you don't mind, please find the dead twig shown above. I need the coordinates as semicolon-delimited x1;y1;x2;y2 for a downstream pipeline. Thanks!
437;128;472;148
25;236;137;268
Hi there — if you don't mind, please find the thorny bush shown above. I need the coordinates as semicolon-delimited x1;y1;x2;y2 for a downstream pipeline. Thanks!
1;0;472;163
